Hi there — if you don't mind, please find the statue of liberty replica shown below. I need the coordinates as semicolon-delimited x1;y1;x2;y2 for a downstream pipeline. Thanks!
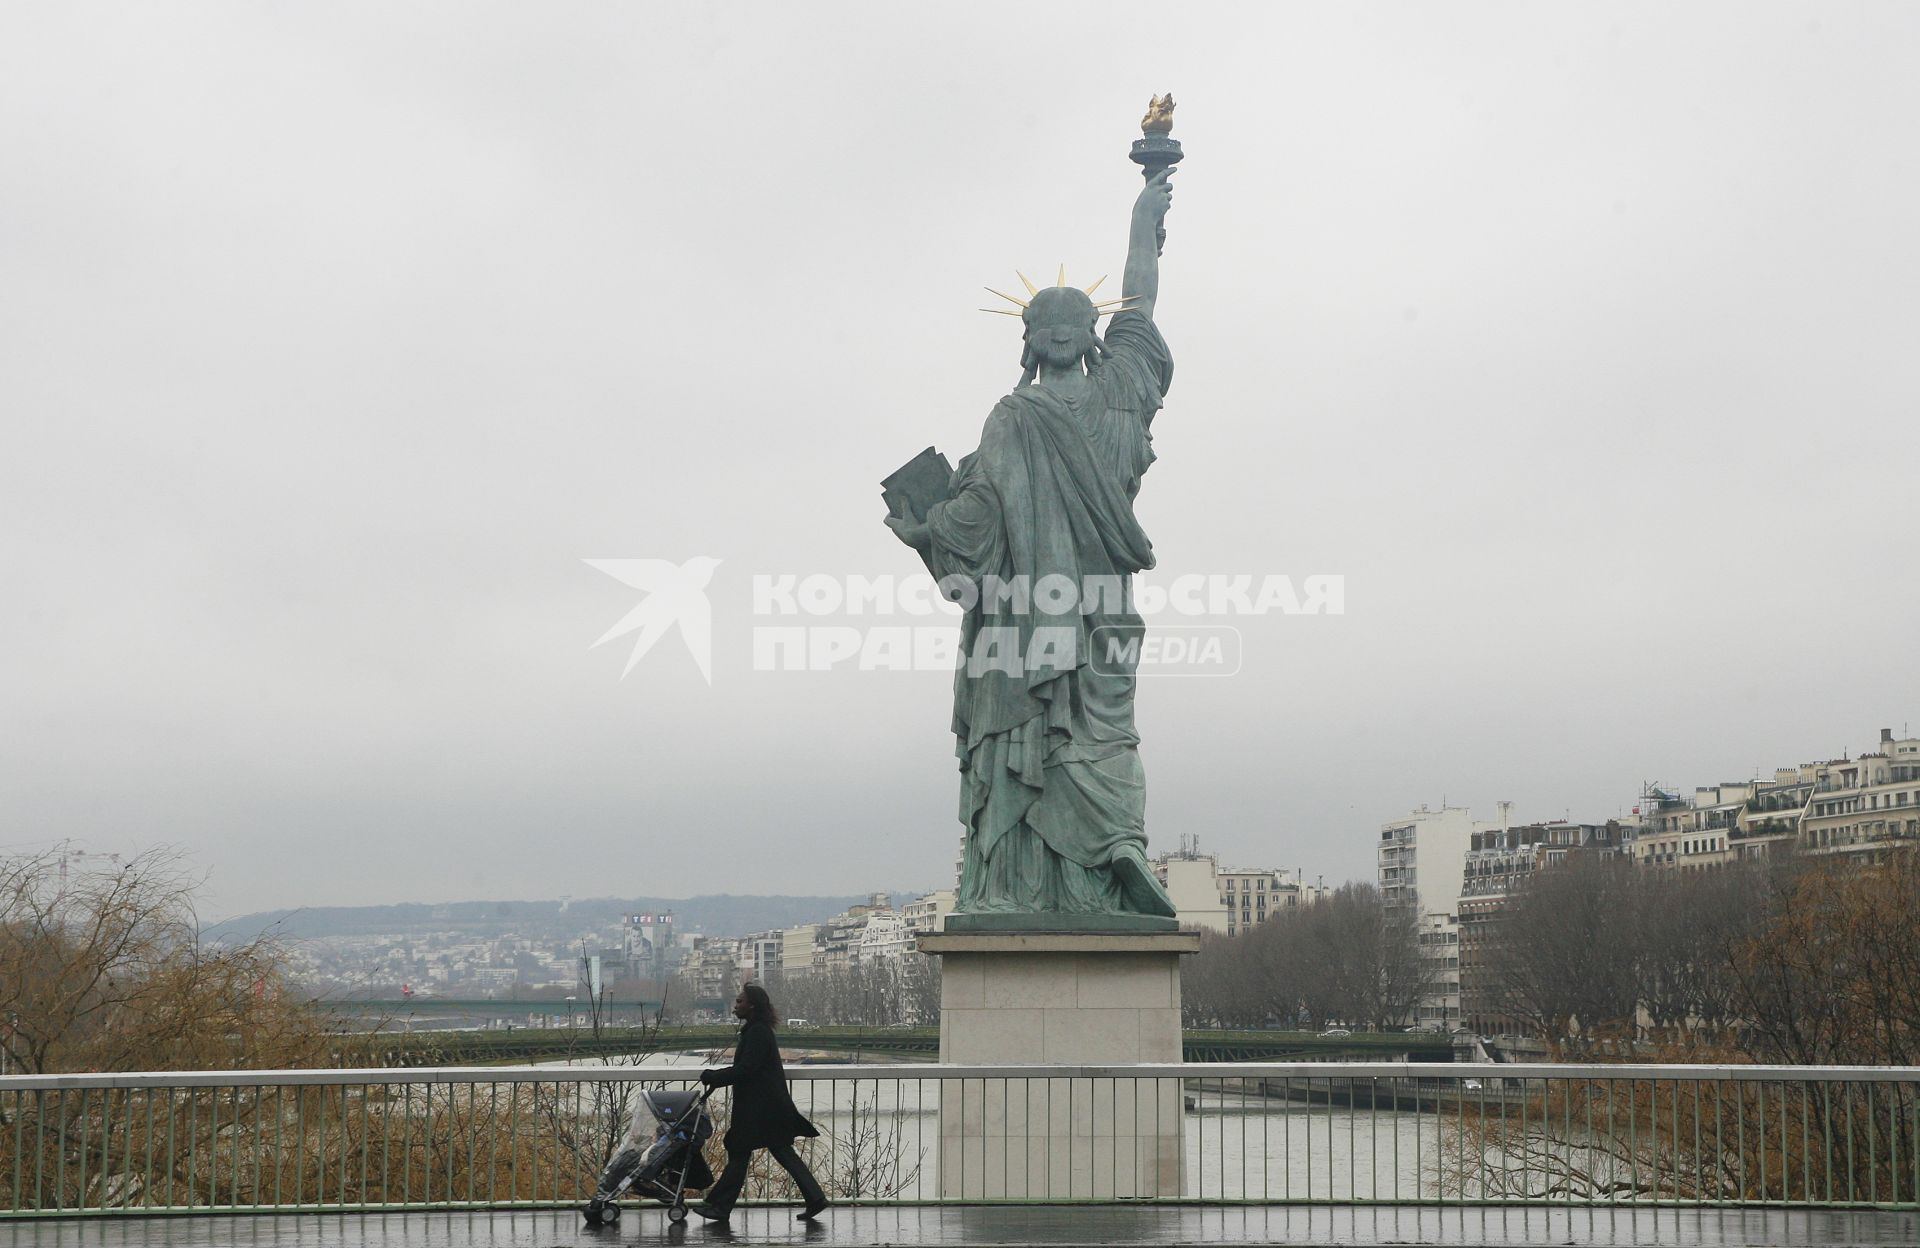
885;97;1185;932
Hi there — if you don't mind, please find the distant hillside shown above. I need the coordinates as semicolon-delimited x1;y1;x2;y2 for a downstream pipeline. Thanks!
204;892;919;945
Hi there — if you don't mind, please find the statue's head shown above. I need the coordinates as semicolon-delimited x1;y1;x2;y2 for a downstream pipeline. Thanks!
1022;286;1100;372
983;270;1136;386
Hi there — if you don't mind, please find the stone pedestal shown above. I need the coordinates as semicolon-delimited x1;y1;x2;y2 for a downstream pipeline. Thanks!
917;930;1199;1199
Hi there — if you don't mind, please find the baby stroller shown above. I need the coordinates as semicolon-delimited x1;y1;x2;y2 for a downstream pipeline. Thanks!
581;1085;716;1226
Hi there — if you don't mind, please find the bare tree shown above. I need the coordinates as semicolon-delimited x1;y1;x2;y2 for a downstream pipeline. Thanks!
1177;883;1422;1031
765;955;938;1026
0;845;334;1074
1448;851;1920;1205
1729;851;1920;1067
1482;855;1642;1055
898;953;941;1024
1180;930;1247;1027
1319;883;1428;1030
1633;863;1771;1044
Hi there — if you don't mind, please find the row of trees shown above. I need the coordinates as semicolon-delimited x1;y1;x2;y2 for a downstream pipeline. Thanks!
1181;882;1426;1031
1481;849;1920;1065
1445;852;1920;1206
759;956;940;1026
1;846;336;1075
1177;848;1920;1068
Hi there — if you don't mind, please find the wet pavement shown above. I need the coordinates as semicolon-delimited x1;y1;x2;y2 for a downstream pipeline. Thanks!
2;1205;1917;1247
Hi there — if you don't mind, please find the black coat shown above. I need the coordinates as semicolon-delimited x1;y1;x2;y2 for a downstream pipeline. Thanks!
705;1019;818;1149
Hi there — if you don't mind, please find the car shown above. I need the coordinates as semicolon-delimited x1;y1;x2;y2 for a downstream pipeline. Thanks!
1463;1079;1484;1091
1319;1027;1352;1037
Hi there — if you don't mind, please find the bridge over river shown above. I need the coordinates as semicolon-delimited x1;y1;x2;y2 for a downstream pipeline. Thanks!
322;1013;1443;1067
6;1059;1915;1244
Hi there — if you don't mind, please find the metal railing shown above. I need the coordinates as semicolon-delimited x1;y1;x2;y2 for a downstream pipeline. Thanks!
2;1062;1916;1215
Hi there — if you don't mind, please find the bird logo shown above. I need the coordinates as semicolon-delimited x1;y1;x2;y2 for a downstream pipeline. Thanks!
584;556;723;683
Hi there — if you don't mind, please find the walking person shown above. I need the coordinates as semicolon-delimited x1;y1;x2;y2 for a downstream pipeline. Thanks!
691;983;830;1223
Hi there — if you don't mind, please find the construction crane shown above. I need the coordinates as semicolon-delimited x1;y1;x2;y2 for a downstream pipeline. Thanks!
56;848;123;894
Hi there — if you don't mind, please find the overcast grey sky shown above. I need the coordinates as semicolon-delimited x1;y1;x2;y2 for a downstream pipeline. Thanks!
4;3;1917;921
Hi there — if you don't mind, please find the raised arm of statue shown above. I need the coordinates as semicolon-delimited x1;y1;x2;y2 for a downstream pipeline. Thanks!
1121;167;1174;322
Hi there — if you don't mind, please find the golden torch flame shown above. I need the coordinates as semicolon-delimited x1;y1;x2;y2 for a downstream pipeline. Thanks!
1140;94;1176;136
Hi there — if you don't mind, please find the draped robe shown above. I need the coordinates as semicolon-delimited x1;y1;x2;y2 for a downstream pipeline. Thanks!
924;313;1178;918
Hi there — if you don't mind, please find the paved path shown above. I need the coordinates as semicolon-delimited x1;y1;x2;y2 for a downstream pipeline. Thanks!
3;1205;1917;1247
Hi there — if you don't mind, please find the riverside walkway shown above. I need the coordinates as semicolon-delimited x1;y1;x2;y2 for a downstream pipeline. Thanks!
3;1205;1917;1247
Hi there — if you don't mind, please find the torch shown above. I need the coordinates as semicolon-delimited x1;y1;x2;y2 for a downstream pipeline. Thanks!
1129;93;1182;255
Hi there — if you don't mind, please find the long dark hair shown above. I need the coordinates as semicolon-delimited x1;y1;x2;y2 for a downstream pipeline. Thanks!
741;982;779;1027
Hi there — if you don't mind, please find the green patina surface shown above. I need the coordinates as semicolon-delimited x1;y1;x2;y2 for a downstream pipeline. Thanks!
884;114;1185;928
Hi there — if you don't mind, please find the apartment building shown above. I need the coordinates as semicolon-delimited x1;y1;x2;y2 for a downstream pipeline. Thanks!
1153;841;1321;936
1153;844;1229;933
1378;805;1503;1031
903;890;955;937
1631;784;1743;871
1630;728;1920;868
1218;867;1318;937
778;924;819;977
1799;730;1920;859
676;936;737;1007
816;894;894;968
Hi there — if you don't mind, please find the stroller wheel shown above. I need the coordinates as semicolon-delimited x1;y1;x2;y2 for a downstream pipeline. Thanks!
581;1199;607;1226
600;1202;621;1223
667;1205;688;1225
